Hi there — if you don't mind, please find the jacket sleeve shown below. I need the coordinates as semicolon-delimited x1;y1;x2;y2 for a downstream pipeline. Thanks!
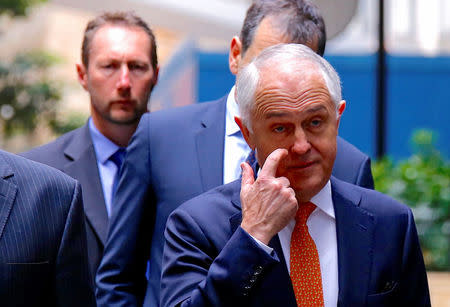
96;116;155;306
55;182;96;307
355;156;374;190
161;208;279;307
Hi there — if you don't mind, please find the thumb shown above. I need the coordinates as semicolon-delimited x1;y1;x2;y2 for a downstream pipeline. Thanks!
241;162;255;186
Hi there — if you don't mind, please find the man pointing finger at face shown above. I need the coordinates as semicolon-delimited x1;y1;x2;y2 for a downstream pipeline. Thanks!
161;44;430;307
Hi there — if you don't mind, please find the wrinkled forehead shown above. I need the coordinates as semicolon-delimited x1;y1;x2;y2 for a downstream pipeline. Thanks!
257;59;328;97
252;60;333;117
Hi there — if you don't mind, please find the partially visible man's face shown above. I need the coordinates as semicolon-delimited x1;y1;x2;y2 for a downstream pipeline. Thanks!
230;16;319;75
240;61;344;202
78;24;157;126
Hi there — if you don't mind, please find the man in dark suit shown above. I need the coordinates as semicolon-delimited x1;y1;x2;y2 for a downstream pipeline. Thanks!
0;150;95;306
96;1;373;306
161;43;430;307
22;11;158;283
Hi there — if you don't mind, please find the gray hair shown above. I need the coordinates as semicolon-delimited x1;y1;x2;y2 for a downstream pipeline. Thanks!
240;0;326;56
236;43;342;129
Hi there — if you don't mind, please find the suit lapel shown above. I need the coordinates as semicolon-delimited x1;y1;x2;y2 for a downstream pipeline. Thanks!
230;184;297;306
0;153;18;242
331;178;375;306
195;97;227;191
63;124;108;245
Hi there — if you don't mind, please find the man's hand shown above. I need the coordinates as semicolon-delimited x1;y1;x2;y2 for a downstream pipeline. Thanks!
240;148;298;245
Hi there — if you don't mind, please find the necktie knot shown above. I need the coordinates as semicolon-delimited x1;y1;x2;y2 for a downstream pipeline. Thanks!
110;148;126;170
295;202;316;225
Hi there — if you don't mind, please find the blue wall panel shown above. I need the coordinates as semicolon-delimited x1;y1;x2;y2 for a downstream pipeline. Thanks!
197;53;235;102
386;56;450;159
327;55;377;158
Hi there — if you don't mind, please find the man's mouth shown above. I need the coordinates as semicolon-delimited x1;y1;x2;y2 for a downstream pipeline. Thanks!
285;161;316;169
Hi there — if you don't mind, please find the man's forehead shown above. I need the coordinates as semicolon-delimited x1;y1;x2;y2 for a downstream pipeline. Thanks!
257;60;325;93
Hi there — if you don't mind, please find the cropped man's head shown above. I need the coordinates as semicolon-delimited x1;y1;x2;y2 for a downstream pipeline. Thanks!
81;11;158;70
77;11;159;128
235;44;345;202
229;0;326;75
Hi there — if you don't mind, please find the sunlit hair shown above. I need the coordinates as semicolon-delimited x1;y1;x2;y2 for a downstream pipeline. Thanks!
240;0;326;56
236;43;341;129
81;11;157;70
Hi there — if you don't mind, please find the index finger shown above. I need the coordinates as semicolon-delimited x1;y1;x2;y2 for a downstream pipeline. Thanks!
259;148;288;178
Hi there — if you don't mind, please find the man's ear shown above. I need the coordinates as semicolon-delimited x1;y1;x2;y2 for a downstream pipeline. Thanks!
229;36;243;76
153;65;160;85
76;63;89;91
336;100;346;128
235;116;255;150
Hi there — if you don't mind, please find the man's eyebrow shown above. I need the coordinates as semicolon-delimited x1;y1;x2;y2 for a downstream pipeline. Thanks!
305;105;327;113
264;105;328;119
265;112;290;119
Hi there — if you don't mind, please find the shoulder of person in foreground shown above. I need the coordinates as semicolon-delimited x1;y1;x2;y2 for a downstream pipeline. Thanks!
334;136;374;189
0;150;96;306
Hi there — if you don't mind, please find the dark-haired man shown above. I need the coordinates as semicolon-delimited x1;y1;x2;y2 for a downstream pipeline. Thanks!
22;11;159;284
97;1;373;306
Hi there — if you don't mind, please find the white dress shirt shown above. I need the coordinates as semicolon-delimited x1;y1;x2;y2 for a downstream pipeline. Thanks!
88;118;121;217
223;86;252;184
251;181;338;307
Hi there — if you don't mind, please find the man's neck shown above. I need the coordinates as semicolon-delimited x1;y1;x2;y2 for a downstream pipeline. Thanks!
91;116;137;148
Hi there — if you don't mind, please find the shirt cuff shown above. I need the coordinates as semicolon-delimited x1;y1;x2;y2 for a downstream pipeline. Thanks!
248;233;274;255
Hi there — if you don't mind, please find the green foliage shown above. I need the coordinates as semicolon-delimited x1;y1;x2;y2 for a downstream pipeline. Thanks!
0;0;47;16
373;130;450;270
49;112;87;135
0;51;61;137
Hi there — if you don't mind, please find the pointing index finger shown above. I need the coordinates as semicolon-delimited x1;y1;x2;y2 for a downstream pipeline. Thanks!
259;148;288;178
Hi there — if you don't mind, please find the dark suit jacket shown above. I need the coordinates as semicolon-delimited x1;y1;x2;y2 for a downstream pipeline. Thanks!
21;123;108;283
161;177;430;307
96;96;374;306
0;150;95;306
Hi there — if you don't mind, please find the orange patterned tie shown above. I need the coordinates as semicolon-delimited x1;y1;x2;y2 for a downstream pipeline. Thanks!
290;202;324;306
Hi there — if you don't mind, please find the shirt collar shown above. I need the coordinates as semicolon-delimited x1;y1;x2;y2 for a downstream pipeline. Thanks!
88;118;120;165
310;180;335;219
225;86;242;136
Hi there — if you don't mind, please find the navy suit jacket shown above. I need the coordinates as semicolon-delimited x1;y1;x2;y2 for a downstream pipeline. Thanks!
0;150;95;306
21;123;108;284
161;177;430;307
96;96;374;306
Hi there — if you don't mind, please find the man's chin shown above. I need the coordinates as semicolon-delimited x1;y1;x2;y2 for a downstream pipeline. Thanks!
107;113;141;126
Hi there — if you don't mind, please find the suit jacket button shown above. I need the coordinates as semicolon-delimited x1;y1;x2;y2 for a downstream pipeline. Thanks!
254;266;263;275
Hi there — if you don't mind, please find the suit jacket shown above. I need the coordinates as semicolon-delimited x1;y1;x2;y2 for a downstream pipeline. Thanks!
96;96;374;306
161;177;430;307
0;150;95;306
21;123;108;283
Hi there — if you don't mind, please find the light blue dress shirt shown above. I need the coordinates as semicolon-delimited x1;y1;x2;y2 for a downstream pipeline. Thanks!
88;118;120;217
223;86;252;184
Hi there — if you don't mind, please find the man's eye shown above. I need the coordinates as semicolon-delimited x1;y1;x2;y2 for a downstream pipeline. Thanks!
129;63;147;71
310;119;321;127
273;126;285;133
102;63;115;69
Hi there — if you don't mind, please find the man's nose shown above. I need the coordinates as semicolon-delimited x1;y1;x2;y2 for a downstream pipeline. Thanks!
290;129;311;155
117;66;131;89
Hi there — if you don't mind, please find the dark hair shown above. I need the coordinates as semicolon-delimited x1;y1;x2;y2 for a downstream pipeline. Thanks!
81;11;158;69
240;0;326;56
